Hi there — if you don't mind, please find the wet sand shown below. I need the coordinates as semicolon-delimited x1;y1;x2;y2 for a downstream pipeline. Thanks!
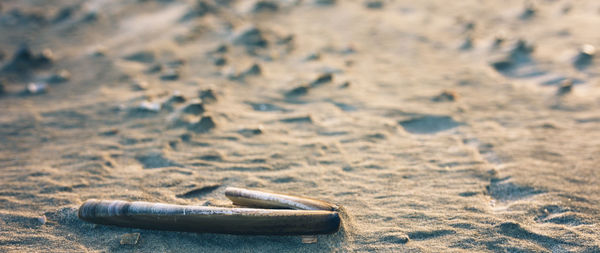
1;0;600;252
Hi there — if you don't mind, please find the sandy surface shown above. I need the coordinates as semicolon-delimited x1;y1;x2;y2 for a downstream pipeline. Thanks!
1;0;600;252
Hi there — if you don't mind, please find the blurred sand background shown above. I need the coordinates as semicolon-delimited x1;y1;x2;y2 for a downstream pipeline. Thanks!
1;0;600;252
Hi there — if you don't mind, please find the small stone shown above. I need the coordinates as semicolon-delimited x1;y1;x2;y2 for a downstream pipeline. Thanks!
138;101;161;112
310;73;333;87
460;35;473;50
53;6;76;23
278;34;294;45
183;100;205;115
132;79;149;91
180;0;215;21
214;57;227;66
574;44;595;69
340;45;356;54
3;46;53;73
124;50;155;63
557;79;573;96
433;90;459;102
521;4;536;19
253;1;279;13
39;49;54;63
120;233;140;245
244;63;261;76
490;58;513;71
100;128;119;136
82;11;98;22
214;44;228;53
365;0;383;9
47;69;71;84
36;215;47;225
511;39;534;57
381;233;410;244
305;52;320;61
165;59;185;68
315;0;336;6
233;26;268;48
146;64;162;74
169;91;186;103
188;115;216;133
492;35;505;48
26;82;48;94
301;235;318;244
238;125;264;137
160;68;179;81
199;89;217;103
90;45;107;57
285;85;309;97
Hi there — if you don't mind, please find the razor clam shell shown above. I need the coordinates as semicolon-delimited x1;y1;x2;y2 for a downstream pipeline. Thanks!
225;187;338;211
78;199;340;235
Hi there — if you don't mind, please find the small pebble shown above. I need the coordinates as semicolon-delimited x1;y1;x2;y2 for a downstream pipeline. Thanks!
120;233;140;245
160;68;180;81
166;91;186;104
3;46;53;73
285;85;309;97
199;89;217;103
26;82;48;94
138;101;161;112
100;129;119;136
82;11;98;22
188;115;216;133
47;69;71;84
278;34;294;45
53;6;75;23
511;39;534;57
214;44;228;54
146;64;162;74
521;4;536;19
301;235;318;244
490;58;513;71
433;90;459;102
183;100;205;115
238;125;264;137
244;63;262;76
460;35;473;50
253;1;279;13
574;44;595;68
365;0;383;9
557;79;573;96
233;26;268;48
492;35;505;48
132;79;149;91
305;52;320;61
36;215;47;225
214;57;227;66
315;0;336;6
180;0;215;21
310;73;333;87
124;50;155;63
90;45;107;57
165;59;185;68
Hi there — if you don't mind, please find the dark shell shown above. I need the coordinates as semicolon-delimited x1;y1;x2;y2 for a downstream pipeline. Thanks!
78;199;340;235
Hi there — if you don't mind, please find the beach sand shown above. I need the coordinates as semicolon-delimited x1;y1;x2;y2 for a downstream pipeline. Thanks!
1;0;599;251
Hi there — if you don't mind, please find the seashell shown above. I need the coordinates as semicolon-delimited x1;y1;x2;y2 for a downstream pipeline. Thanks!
225;187;338;211
78;199;340;235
